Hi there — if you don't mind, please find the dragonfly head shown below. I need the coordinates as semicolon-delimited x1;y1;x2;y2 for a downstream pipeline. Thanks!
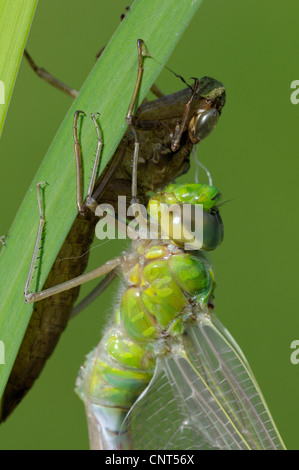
148;183;224;251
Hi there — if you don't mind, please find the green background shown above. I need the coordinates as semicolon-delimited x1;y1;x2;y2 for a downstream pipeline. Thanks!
0;0;298;450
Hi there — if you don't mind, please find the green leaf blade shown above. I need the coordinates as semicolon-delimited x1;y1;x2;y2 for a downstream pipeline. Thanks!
0;0;38;138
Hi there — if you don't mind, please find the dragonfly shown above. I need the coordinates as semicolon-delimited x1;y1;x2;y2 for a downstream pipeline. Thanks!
0;41;225;421
73;188;286;449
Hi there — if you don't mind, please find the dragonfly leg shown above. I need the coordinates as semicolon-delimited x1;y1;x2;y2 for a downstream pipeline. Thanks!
96;6;131;60
150;83;165;98
25;16;163;105
120;5;131;21
87;146;126;206
73;110;87;214
72;110;124;215
25;5;129;100
0;235;6;246
25;256;120;304
126;39;151;203
24;182;122;304
24;182;47;300
73;111;104;215
171;78;200;151
64;40;149;249
24;49;78;98
70;269;118;319
90;39;151;212
85;113;104;207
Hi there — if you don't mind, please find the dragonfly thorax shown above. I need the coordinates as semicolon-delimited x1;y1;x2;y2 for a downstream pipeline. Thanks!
76;237;215;413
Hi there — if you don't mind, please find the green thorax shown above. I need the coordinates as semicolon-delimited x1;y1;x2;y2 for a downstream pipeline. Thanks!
120;240;214;343
77;240;215;410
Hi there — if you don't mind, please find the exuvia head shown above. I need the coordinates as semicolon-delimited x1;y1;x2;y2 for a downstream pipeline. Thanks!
170;76;225;153
188;76;225;146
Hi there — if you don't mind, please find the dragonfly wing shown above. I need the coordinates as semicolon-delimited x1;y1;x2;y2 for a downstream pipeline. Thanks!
122;354;219;450
182;313;285;450
122;313;285;450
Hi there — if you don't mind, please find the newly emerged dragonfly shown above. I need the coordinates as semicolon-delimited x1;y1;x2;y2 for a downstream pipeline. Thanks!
76;179;286;450
0;41;225;420
24;171;286;450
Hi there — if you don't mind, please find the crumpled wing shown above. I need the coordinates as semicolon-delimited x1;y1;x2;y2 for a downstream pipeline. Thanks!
122;313;285;450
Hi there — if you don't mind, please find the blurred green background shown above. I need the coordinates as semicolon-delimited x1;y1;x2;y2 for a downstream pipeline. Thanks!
0;0;298;450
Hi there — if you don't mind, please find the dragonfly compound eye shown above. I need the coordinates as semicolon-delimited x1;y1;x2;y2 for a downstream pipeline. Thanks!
189;108;219;143
200;209;224;251
157;203;224;251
